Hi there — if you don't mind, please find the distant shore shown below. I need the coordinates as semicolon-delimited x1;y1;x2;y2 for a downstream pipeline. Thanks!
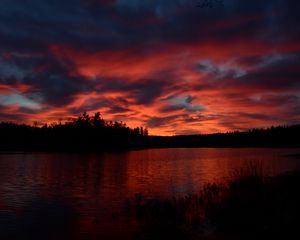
1;127;300;152
1;113;300;152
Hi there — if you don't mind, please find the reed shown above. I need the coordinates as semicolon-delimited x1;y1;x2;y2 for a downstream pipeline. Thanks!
125;164;300;239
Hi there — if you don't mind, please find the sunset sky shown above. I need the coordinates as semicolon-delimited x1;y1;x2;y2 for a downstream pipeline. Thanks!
0;0;299;135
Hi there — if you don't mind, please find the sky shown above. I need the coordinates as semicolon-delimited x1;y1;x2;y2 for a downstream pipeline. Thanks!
0;0;299;135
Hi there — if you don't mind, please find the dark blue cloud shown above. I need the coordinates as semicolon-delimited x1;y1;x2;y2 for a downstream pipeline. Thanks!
1;0;298;53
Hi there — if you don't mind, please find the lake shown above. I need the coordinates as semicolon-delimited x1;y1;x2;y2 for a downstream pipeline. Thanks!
0;148;300;239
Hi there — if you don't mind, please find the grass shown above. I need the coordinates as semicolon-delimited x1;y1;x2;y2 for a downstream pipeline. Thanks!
125;163;300;239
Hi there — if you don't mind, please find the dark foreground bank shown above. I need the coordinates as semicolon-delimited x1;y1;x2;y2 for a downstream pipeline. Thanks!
128;167;300;240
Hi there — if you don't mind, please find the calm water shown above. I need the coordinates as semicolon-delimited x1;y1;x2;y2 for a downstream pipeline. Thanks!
0;148;300;239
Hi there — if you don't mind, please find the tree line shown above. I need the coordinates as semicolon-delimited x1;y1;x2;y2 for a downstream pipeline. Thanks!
0;112;300;151
0;112;148;151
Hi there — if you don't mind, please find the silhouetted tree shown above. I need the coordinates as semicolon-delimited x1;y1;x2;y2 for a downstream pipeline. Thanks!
93;112;104;127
